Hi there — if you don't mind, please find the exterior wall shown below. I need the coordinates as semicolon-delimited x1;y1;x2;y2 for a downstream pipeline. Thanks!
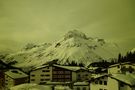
73;85;89;90
108;66;121;74
52;66;72;82
90;76;108;90
76;70;90;81
72;72;77;82
107;77;119;90
132;87;135;90
5;75;14;89
14;77;29;85
108;63;135;74
0;71;5;88
30;66;52;84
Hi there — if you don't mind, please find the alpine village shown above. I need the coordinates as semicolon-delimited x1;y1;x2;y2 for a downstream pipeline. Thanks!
0;30;135;90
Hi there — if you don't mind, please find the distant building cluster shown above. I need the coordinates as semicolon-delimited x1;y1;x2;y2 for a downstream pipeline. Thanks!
1;62;135;90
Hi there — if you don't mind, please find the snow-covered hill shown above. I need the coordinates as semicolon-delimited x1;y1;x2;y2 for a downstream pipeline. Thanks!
5;30;121;70
131;48;135;53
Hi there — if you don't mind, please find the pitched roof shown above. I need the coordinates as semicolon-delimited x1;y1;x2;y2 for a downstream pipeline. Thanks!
74;82;89;86
5;69;28;79
111;73;135;86
109;62;135;68
53;64;86;72
31;64;87;72
91;74;109;79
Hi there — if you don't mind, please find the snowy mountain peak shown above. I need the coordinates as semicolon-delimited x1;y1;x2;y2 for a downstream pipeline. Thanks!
5;30;121;71
64;30;88;40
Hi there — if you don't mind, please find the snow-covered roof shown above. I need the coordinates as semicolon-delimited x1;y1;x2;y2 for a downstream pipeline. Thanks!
10;83;52;90
32;65;49;71
88;67;99;70
46;81;71;85
111;73;135;86
74;82;89;86
91;74;109;79
5;69;28;79
53;64;86;72
109;62;133;68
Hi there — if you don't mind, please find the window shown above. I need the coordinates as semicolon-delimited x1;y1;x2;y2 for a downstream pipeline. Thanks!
65;75;70;78
101;77;104;79
41;74;44;76
77;87;80;90
40;79;44;81
104;81;107;85
120;82;124;87
85;74;88;76
31;75;35;77
44;79;50;81
65;71;71;74
95;81;98;84
42;70;50;72
82;87;86;90
31;79;35;81
45;74;50;76
99;81;102;85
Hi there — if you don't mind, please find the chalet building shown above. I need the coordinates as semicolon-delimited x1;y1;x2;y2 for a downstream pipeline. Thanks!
109;73;135;90
30;64;89;84
90;74;108;90
108;62;135;74
5;69;28;89
73;82;89;90
0;60;13;89
89;73;135;90
30;65;52;84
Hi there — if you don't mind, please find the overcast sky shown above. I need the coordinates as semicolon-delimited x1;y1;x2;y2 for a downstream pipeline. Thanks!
0;0;135;53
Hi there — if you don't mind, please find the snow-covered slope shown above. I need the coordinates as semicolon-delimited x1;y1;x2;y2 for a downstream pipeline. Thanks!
131;48;135;53
5;30;120;70
5;43;51;70
10;84;52;90
42;30;120;66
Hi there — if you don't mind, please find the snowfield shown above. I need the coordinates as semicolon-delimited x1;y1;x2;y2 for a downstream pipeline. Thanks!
10;84;52;90
10;84;71;90
4;30;121;71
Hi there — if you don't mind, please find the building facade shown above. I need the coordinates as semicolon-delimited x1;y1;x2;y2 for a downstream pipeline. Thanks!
5;69;28;89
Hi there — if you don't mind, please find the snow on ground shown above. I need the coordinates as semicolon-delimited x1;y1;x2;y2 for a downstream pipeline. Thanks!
10;83;52;90
10;83;72;90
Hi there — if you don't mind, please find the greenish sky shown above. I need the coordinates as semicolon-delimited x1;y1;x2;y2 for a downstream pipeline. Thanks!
0;0;135;53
